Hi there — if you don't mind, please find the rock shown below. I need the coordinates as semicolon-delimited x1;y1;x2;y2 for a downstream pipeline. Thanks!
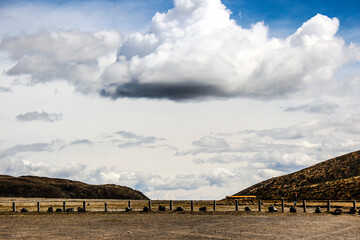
199;207;207;211
333;208;343;215
290;207;297;213
66;208;74;212
21;208;28;212
125;207;132;212
56;208;62;212
268;206;278;212
143;206;149;212
47;207;54;213
349;207;357;214
77;207;84;212
158;205;166;211
245;206;251;212
174;207;184;212
315;206;321;213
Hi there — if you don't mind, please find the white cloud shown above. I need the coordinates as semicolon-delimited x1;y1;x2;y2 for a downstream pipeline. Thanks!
100;0;359;100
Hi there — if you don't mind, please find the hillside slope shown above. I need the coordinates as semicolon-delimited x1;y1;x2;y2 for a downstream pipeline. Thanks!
0;175;149;200
235;150;360;200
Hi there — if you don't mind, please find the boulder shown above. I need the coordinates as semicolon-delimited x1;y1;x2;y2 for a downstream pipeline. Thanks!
245;206;251;212
158;205;166;211
47;207;54;213
268;206;278;212
21;208;28;213
333;208;343;215
349;207;357;214
125;207;132;212
199;207;207;212
315;206;321;213
174;207;184;212
290;207;297;213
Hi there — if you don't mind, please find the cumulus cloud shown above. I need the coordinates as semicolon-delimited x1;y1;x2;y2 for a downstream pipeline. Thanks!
1;158;86;179
1;0;359;101
100;0;359;100
1;30;121;94
16;111;63;122
285;100;338;114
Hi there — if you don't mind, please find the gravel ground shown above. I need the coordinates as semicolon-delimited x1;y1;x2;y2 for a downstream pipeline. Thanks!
0;211;359;239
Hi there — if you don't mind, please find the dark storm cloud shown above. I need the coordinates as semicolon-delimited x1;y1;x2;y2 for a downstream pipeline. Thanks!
100;81;229;101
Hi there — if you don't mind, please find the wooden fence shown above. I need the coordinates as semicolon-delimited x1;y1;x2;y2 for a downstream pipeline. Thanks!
1;199;358;213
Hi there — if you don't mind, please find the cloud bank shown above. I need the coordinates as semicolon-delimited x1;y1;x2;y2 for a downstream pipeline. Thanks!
1;0;359;101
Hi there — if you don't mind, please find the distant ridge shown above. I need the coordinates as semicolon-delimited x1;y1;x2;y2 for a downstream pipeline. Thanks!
0;175;149;200
234;150;360;200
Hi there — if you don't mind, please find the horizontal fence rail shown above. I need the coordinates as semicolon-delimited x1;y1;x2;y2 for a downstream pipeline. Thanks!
0;199;358;214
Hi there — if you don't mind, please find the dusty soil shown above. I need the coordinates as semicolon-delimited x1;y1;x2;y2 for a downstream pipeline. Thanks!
0;211;359;240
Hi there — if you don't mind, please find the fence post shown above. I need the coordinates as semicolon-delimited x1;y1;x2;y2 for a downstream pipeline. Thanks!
327;200;331;212
191;201;194;211
104;202;107;212
63;201;66;212
213;200;216;211
37;202;40;212
12;202;16;212
235;200;239;211
353;200;357;209
170;200;173;210
148;200;152;211
258;199;262;212
303;200;307;213
281;199;285;212
83;201;86;212
128;200;131;209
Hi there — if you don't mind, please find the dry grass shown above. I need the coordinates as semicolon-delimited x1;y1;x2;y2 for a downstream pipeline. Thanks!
0;198;357;213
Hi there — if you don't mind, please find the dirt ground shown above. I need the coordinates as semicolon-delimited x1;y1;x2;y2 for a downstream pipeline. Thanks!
0;211;359;240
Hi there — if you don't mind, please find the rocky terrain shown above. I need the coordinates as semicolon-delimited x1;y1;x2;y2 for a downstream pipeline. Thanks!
235;150;360;200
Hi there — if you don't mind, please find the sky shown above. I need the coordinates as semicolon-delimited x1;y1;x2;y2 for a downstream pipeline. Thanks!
1;0;360;200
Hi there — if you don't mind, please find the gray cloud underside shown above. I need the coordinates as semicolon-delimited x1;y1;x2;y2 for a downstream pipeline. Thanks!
100;81;230;100
16;111;63;122
0;86;12;93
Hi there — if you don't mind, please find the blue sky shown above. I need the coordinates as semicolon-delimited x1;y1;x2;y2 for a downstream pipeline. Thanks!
0;0;360;200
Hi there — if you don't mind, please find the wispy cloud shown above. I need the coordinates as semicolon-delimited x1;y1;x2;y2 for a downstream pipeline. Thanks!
113;130;164;148
285;100;338;114
16;111;63;122
0;140;65;159
70;139;93;146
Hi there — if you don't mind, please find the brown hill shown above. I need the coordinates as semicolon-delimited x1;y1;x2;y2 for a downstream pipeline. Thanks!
0;175;149;200
234;150;360;200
